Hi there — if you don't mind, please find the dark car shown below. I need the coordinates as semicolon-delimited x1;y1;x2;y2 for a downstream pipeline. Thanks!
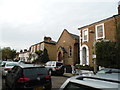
45;61;64;75
5;64;52;90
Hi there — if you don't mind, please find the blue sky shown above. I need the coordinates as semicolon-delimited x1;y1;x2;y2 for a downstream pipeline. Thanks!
0;0;119;51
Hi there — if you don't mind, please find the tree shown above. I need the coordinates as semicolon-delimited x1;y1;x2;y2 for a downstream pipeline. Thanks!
96;41;120;69
35;48;49;63
1;47;16;60
41;48;50;63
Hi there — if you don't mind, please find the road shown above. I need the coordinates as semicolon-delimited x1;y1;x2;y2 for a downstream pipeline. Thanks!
0;67;68;90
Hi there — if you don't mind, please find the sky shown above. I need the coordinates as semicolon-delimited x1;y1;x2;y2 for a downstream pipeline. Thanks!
0;0;119;52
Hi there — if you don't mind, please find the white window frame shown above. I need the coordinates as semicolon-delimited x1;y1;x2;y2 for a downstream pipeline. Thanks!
95;23;105;40
82;28;88;42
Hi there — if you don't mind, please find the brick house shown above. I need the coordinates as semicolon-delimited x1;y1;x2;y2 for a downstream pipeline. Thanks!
56;29;79;65
29;37;57;62
78;4;120;67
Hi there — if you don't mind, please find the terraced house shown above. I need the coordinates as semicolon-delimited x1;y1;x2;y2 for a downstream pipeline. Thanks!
78;4;120;67
29;37;57;62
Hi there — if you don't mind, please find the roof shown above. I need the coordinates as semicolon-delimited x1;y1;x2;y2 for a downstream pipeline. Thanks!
57;29;79;43
29;40;56;48
43;40;56;45
78;14;120;30
69;33;79;40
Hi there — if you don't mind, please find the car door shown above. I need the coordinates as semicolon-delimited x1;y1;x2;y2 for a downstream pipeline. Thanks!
10;66;22;87
6;66;18;88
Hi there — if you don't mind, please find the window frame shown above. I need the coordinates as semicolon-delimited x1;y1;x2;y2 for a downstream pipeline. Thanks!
69;46;72;57
82;28;89;42
95;23;105;40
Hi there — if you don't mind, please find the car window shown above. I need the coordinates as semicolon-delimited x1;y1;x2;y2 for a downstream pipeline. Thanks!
97;69;110;74
97;68;120;74
46;62;51;66
111;69;120;73
64;82;101;90
23;67;48;78
11;66;19;73
56;62;62;67
6;63;17;66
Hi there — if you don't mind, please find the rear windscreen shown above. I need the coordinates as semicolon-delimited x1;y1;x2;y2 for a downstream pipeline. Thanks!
23;67;48;78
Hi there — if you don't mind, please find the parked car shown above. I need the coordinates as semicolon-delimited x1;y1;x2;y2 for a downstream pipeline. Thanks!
60;73;120;90
97;68;120;74
5;64;52;90
45;61;64;75
2;62;18;77
0;61;13;67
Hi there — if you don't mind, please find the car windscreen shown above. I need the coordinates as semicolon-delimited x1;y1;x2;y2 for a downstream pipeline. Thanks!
23;67;48;79
63;82;101;90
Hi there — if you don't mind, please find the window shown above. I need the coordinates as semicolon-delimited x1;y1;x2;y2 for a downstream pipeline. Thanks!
82;29;88;42
96;23;105;40
69;46;72;57
40;43;45;51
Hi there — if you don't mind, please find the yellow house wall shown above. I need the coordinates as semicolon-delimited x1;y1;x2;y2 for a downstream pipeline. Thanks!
44;43;57;61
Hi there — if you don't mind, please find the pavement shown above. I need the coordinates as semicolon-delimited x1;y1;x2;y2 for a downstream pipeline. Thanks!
63;73;76;78
63;70;94;78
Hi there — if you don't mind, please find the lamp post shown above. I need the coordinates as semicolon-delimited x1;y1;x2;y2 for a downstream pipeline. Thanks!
89;30;97;73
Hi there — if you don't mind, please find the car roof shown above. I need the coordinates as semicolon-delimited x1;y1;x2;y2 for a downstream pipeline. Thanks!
5;62;18;64
67;74;120;89
17;64;45;68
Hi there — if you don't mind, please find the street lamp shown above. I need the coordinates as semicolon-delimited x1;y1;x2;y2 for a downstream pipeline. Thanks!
89;30;97;73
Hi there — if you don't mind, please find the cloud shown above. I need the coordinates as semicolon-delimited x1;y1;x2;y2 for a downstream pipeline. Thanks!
0;0;119;51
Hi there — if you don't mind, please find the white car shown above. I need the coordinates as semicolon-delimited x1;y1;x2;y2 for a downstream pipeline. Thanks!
1;61;10;67
45;61;64;75
60;73;120;90
2;62;18;77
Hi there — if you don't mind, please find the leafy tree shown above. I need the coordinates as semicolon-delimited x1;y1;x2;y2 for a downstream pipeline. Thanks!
115;16;120;69
96;41;117;68
41;48;50;63
1;47;16;60
35;48;49;63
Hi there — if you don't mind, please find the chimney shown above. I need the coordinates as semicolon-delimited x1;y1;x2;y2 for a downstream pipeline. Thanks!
118;1;120;14
44;36;52;42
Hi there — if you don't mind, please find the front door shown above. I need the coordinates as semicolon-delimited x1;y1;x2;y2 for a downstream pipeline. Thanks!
82;47;87;65
58;52;62;62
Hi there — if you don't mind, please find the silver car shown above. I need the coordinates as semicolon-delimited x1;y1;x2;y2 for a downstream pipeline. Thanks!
2;62;18;77
60;73;120;90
